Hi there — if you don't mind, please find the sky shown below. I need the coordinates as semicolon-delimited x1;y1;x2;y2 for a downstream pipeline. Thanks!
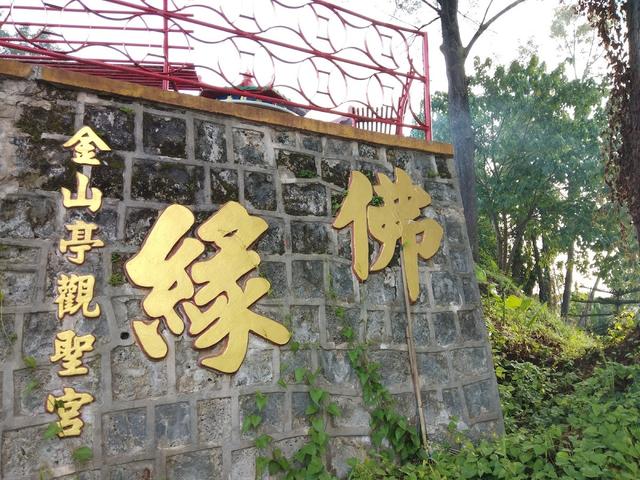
341;0;561;94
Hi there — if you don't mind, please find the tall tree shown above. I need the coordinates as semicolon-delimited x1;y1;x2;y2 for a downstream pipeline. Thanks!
577;0;640;245
398;0;526;259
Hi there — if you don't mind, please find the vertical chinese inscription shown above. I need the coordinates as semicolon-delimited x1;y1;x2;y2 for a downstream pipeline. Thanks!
333;167;443;302
45;126;110;438
125;201;291;373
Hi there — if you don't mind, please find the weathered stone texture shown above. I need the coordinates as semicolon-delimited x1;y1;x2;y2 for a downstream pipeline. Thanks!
0;75;500;479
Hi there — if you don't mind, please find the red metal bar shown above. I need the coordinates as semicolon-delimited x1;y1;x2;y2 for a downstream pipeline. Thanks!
422;32;432;141
0;0;432;139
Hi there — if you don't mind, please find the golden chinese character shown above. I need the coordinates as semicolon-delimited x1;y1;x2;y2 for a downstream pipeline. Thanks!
184;202;291;373
59;221;104;265
61;172;103;212
63;126;111;166
333;167;443;303
332;171;372;281
125;204;204;340
50;330;95;376
125;202;291;372
54;274;100;321
45;387;94;437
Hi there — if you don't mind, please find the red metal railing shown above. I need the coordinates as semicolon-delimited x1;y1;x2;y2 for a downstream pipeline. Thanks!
0;1;432;140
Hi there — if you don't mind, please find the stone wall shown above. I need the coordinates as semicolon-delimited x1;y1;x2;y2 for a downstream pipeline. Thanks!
0;64;502;479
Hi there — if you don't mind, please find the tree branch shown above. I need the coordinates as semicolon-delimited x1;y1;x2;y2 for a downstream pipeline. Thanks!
463;0;527;59
421;0;441;14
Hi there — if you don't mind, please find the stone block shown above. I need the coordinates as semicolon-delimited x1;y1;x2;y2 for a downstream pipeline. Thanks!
319;350;355;385
320;158;350;189
176;339;226;394
143;112;186;157
413;313;431;346
390;311;407;344
452;347;490;377
0;270;36;305
329;395;369;428
283;183;327;216
111;296;144;333
0;243;40;264
386;148;413;169
84;104;135;151
301;133;322;151
14;358;101;415
46;247;104;300
155;402;191;448
231;447;258;480
451;249;470;273
325;138;352;156
210;168;239;204
276;149;317;177
244;171;277;211
445;219;464;245
461;275;480;303
432;311;458;346
56;470;100;480
256;216;285;255
110;345;167;401
65;205;118;243
197;397;232;445
17;104;75;138
442;387;465;420
290;305;319;343
463;379;499;419
417;352;449;387
239;392;285;438
431;272;463;306
102;408;148;457
280;348;313;384
232;349;273;387
291;221;330;254
166;448;223;479
108;461;154;480
2;424;91;478
365;310;387;343
391;392;419;427
326;307;360;346
257;261;287;298
424;180;457;203
22;311;58;362
327;436;370;479
233;128;268;166
272;129;297;146
459;310;483;342
364;270;398;305
369;350;410;388
0;313;16;362
358;143;378;159
291;392;311;430
435;156;452;178
328;262;355;302
291;260;324;298
131;158;204;204
195;119;226;163
124;207;159;246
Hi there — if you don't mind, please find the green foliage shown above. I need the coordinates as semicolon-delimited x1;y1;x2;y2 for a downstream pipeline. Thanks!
298;169;317;178
71;446;93;463
108;272;125;287
42;422;63;440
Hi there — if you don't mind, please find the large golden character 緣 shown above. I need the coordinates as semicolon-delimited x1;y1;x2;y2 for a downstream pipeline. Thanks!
125;202;290;373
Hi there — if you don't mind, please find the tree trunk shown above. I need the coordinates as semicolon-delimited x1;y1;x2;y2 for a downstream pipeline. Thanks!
438;0;479;259
541;238;555;308
560;240;575;318
627;0;640;244
579;275;600;328
509;224;527;285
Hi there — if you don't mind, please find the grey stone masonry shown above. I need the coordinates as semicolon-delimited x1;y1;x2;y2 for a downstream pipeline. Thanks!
0;74;503;479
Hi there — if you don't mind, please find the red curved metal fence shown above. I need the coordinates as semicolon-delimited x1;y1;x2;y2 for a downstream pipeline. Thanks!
0;0;432;139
